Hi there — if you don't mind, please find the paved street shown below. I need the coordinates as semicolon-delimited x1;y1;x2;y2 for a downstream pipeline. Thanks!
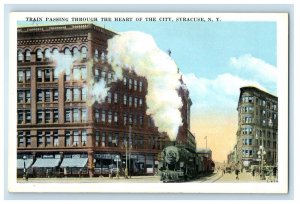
17;170;273;183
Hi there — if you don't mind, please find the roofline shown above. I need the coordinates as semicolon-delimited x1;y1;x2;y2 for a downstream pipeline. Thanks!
240;86;277;99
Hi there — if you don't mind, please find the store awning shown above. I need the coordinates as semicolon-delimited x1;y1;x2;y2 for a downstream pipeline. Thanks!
17;159;33;169
60;158;88;168
32;158;60;168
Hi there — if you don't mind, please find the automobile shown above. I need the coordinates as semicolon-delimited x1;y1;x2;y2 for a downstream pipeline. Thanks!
225;167;232;173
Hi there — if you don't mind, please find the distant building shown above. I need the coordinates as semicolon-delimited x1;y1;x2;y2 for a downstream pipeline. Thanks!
235;86;278;169
16;24;193;177
227;144;237;167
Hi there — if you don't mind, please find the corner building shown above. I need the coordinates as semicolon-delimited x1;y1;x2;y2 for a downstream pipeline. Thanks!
236;86;278;169
16;24;193;177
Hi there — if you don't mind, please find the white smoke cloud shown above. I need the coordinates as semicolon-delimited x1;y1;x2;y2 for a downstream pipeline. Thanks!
107;31;183;141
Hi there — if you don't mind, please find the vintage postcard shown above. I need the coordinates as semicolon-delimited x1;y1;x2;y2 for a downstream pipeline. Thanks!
8;12;288;193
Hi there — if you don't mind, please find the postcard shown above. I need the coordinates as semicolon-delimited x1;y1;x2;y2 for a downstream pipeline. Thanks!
8;12;288;193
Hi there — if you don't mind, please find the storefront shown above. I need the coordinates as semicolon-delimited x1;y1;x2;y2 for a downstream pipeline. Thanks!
31;154;61;177
60;154;88;177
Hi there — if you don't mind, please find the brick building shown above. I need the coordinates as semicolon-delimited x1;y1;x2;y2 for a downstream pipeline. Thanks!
16;24;193;177
235;86;278;170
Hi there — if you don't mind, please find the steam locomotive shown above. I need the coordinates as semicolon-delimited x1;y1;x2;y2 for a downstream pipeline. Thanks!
159;144;215;182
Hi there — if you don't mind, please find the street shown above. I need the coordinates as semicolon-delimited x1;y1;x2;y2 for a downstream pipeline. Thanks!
17;171;272;183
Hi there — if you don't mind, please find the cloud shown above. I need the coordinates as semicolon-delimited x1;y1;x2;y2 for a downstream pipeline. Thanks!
229;54;277;84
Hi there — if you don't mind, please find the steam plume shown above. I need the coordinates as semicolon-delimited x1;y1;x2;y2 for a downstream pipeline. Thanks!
107;31;183;141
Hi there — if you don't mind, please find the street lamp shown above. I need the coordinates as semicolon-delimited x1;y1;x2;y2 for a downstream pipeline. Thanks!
23;155;27;180
257;145;266;180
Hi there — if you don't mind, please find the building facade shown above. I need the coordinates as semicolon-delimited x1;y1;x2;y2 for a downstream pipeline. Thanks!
235;86;278;169
16;24;193;177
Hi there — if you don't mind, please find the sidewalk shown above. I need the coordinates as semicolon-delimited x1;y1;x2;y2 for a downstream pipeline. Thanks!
215;171;270;183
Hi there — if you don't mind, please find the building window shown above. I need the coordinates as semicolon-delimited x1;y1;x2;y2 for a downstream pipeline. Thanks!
107;92;112;103
139;99;143;108
73;131;79;146
25;131;31;146
53;109;59;123
37;110;43;123
134;80;137;91
82;87;87;101
25;70;31;82
134;98;138;108
53;89;58;101
45;90;51;102
25;90;31;103
25;110;31;123
114;112;118;124
95;69;99;80
114;93;118;103
45;49;51;61
65;131;71;146
18;71;23;83
108;111;112;124
65;88;71;101
45;69;51;82
64;48;71;56
139;115;143;127
123;95;127;105
101;110;106;123
37;90;43;102
73;67;80;80
113;133;119;147
123;77;127;86
54;131;59;146
45;131;51;146
107;72;112;83
81;47;87;59
65;109;71;122
37;69;43;82
25;50;31;61
73;47;79;58
95;109;100;122
65;68;70;81
101;52;106;61
129;78;132;89
123;113;127;125
82;109;87;122
18;131;24;146
101;70;106;79
17;91;24;103
73;88;80;101
108;132;112;147
73;109;80;122
81;66;87;80
133;114;137;126
139;81;143;92
37;49;43;61
101;132;106;147
37;131;43;146
17;50;23;61
129;114;133;125
95;49;99;59
82;130;87;146
45;110;51;123
95;131;100;146
129;96;132;107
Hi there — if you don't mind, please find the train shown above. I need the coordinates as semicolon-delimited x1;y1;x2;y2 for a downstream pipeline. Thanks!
158;144;215;182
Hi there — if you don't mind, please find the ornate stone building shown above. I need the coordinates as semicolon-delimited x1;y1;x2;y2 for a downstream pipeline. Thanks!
235;86;278;169
16;24;194;177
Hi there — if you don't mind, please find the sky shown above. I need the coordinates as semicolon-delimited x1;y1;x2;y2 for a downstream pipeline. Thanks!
18;19;277;163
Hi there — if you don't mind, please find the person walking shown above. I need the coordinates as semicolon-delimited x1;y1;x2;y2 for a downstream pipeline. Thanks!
235;168;240;180
252;169;255;177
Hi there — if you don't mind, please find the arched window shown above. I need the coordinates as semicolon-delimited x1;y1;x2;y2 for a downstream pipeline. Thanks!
36;49;43;61
17;50;23;62
94;49;99;59
25;50;31;61
101;51;106;61
73;47;79;58
44;49;51;61
52;48;59;56
64;48;71;56
81;47;87;59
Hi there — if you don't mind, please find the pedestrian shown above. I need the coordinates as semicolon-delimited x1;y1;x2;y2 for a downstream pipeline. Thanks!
223;168;225;175
79;168;82;178
252;169;255;177
235;168;240;180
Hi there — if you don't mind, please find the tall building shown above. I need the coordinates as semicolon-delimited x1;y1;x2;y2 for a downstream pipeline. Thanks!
236;86;278;169
16;24;193;177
